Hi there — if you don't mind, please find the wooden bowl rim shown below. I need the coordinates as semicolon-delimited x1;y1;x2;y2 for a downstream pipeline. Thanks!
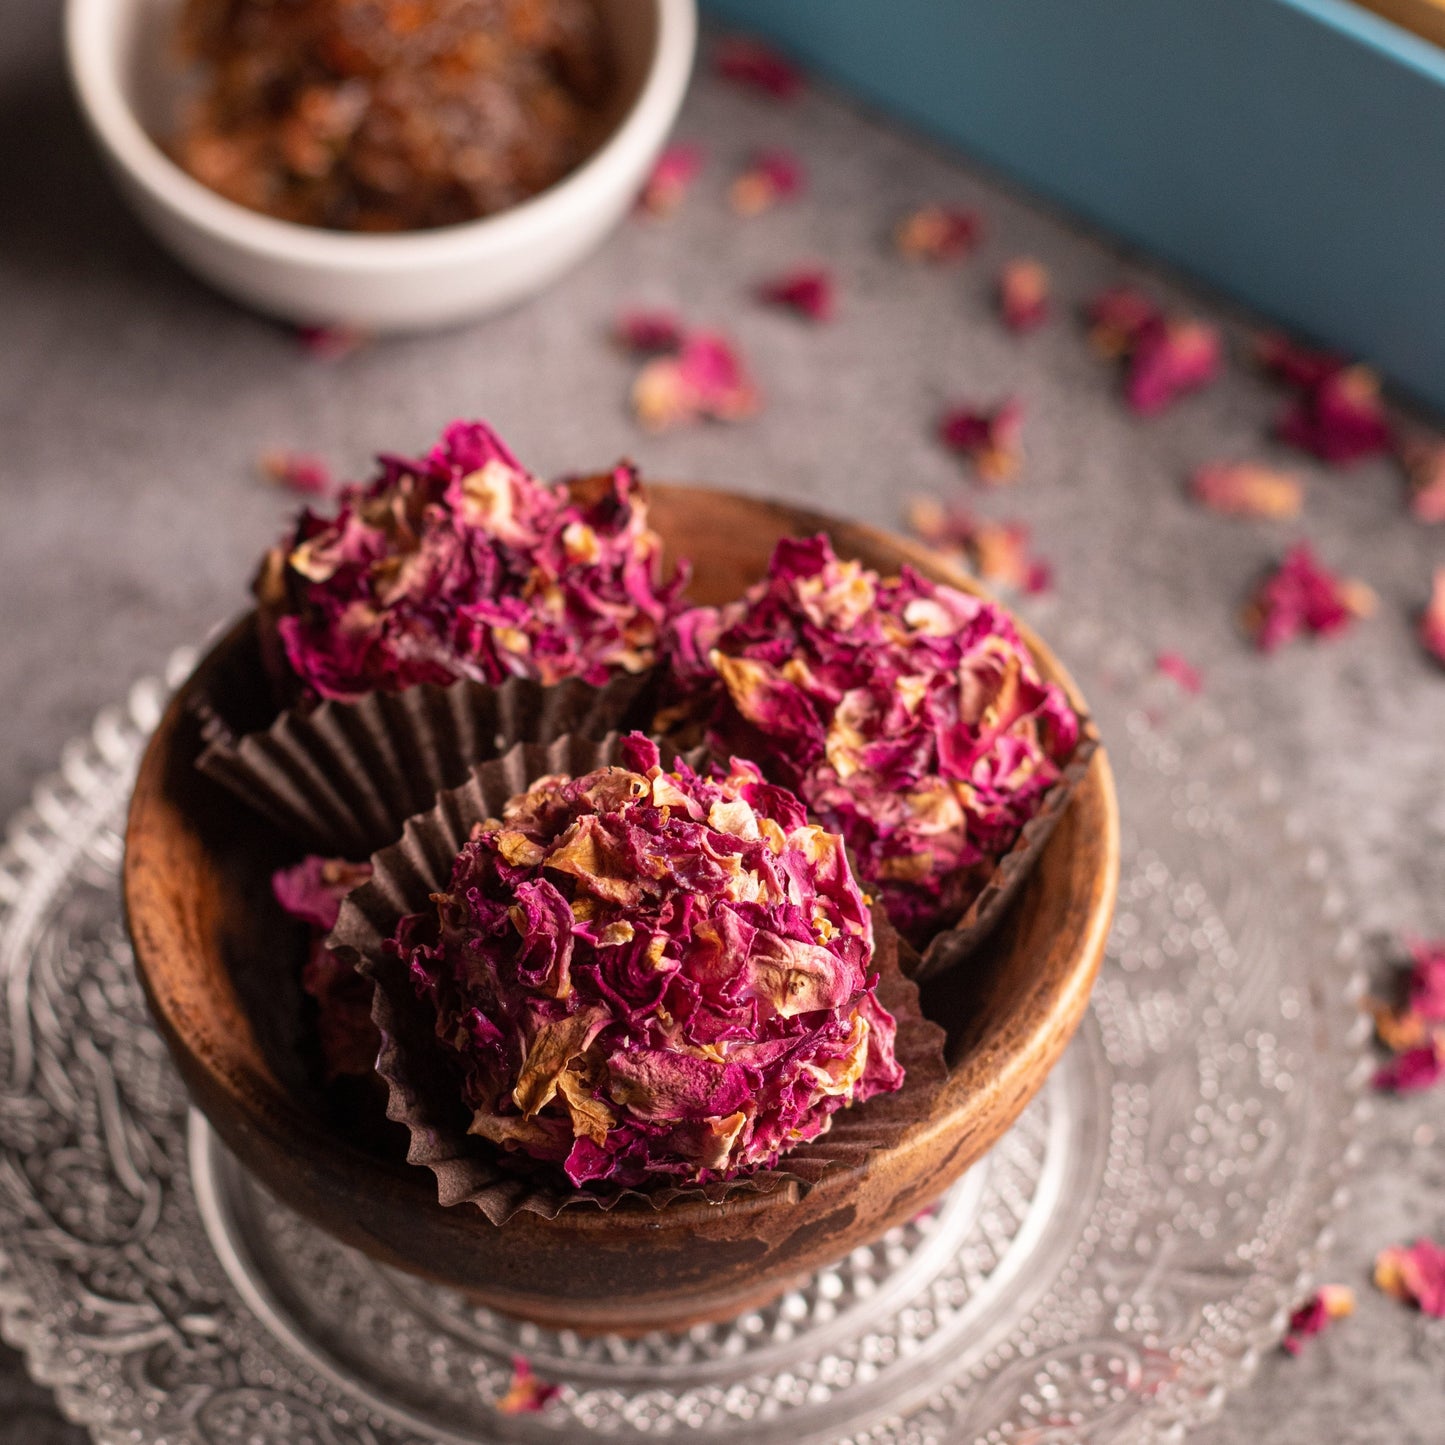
123;485;1119;1234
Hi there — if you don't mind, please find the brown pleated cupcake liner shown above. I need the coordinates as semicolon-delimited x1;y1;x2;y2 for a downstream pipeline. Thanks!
913;714;1101;982
194;659;660;859
327;734;949;1224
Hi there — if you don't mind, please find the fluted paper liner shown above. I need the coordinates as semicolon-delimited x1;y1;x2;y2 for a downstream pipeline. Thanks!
328;734;949;1224
913;714;1101;982
195;664;659;858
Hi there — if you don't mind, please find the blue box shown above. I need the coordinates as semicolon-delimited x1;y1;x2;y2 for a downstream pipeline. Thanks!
706;0;1445;414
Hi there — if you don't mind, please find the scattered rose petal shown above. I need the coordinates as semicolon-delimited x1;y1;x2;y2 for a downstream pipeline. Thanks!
1375;1239;1445;1317
1085;287;1161;358
1243;544;1376;651
296;324;367;361
998;258;1050;332
894;205;982;262
1370;998;1430;1054
905;497;1052;594
1372;1040;1445;1093
1282;1284;1355;1355
729;149;805;216
1401;436;1445;523
632;331;760;431
273;856;377;1080
1421;568;1445;667
1408;939;1445;1022
497;1355;562;1415
1125;318;1222;415
1155;651;1203;694
614;308;685;355
1190;462;1304;520
1277;365;1393;464
757;266;835;322
636;143;703;216
938;399;1024;484
1255;331;1345;391
259;450;333;496
715;36;804;101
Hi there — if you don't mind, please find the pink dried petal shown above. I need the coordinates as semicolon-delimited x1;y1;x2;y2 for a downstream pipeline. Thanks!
1375;1239;1445;1317
1190;462;1304;520
1402;436;1445;523
296;324;367;361
715;36;804;100
757;266;835;322
1125;318;1222;415
1408;939;1445;1022
904;498;1050;593
632;332;760;431
998;258;1050;332
259;450;334;496
1281;1284;1355;1356
1255;331;1345;390
497;1355;561;1415
938;399;1024;484
1277;365;1393;464
729;149;806;217
1371;1038;1444;1093
894;205;982;262
1085;286;1161;357
1155;651;1203;694
1421;568;1445;667
614;309;685;355
1243;543;1376;651
636;143;704;216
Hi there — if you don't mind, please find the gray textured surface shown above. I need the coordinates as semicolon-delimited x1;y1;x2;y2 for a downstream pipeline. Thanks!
2;4;1443;1441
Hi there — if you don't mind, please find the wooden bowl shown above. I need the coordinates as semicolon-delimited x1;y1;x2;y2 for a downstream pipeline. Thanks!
124;486;1119;1335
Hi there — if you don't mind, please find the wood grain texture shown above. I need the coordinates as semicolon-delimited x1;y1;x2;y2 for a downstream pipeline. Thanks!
123;486;1119;1335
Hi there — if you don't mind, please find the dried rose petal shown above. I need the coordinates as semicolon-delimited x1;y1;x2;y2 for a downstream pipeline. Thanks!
497;1355;561;1415
260;420;687;701
1125;318;1222;415
1085;287;1161;358
1422;569;1445;667
1372;1040;1445;1093
614;309;685;355
715;36;804;101
757;266;835;322
296;324;367;361
1282;1284;1354;1356
906;497;1052;596
1408;939;1445;1022
938;399;1024;484
998;258;1050;332
1277;365;1393;464
1375;1239;1445;1317
1155;651;1203;694
1242;544;1376;652
260;450;333;497
274;856;377;1080
636;143;703;216
1190;462;1304;520
894;205;982;262
1402;437;1445;523
632;331;760;432
662;536;1082;946
729;149;805;217
1255;331;1345;391
393;735;902;1188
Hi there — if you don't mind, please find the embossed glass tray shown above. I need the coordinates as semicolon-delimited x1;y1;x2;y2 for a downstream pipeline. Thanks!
0;627;1368;1445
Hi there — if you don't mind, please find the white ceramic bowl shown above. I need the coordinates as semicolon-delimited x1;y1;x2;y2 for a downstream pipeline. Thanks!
65;0;696;331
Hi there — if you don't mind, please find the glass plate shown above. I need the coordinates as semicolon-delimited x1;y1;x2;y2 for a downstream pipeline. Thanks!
0;628;1368;1445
